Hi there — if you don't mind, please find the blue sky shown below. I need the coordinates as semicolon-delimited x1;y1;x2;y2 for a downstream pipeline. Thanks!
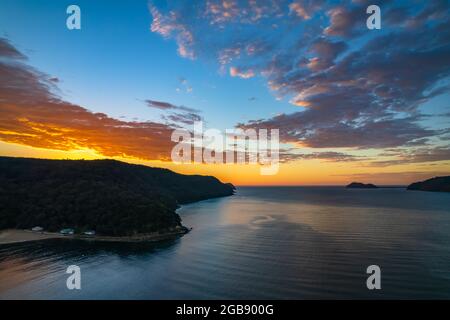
0;0;294;129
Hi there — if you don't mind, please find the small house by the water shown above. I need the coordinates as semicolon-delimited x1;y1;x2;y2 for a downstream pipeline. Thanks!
60;228;74;235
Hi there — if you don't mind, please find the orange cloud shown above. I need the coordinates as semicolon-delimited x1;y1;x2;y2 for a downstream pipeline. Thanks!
229;66;255;79
289;2;311;19
0;38;176;161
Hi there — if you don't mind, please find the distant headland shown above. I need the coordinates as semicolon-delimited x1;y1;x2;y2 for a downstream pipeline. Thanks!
407;176;450;193
346;182;378;189
0;156;235;242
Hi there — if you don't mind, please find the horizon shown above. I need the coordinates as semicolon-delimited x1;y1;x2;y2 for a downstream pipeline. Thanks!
0;154;433;187
0;0;449;185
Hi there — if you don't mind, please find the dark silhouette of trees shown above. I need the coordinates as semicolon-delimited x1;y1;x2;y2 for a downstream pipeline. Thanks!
407;176;450;192
0;157;235;236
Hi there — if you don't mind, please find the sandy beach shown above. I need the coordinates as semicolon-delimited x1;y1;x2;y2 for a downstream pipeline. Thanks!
0;229;64;244
0;228;190;245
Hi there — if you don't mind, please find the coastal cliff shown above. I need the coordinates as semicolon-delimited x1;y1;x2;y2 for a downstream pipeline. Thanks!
0;157;235;237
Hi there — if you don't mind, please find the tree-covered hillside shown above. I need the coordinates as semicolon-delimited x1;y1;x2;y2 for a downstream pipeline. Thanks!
407;176;450;193
0;157;234;236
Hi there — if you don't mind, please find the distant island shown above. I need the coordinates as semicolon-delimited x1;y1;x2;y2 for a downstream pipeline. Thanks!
346;182;378;189
407;176;450;193
0;157;235;240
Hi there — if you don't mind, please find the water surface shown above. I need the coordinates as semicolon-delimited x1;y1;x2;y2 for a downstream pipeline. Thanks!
1;187;450;299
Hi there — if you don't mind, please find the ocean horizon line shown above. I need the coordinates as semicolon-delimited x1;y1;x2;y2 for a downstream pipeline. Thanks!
235;184;407;188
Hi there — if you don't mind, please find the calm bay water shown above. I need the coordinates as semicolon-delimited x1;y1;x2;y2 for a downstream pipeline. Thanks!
1;187;450;299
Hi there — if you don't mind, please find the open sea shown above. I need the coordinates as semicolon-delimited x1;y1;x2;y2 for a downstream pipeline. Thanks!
1;187;450;299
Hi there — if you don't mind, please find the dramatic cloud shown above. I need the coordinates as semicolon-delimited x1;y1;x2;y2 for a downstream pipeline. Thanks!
288;1;322;20
230;66;255;78
0;38;177;161
368;147;450;167
0;39;26;59
146;99;199;113
204;0;285;25
307;38;347;71
145;99;202;126
279;150;366;163
323;6;364;36
148;0;450;164
149;5;195;58
162;112;202;126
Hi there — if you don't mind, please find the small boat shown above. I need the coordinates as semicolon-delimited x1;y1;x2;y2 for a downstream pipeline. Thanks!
31;226;44;232
84;230;96;236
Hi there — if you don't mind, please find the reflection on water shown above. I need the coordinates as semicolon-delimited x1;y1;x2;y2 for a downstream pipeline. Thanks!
1;187;450;299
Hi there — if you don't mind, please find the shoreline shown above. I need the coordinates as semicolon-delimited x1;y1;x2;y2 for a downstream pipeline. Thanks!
0;227;190;245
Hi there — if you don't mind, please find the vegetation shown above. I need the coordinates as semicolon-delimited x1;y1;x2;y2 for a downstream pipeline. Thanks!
0;157;235;236
407;176;450;192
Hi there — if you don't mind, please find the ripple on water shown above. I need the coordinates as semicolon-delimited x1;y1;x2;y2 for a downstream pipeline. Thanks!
1;187;450;299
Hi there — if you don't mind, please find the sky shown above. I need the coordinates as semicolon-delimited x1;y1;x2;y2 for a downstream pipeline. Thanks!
0;0;449;185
